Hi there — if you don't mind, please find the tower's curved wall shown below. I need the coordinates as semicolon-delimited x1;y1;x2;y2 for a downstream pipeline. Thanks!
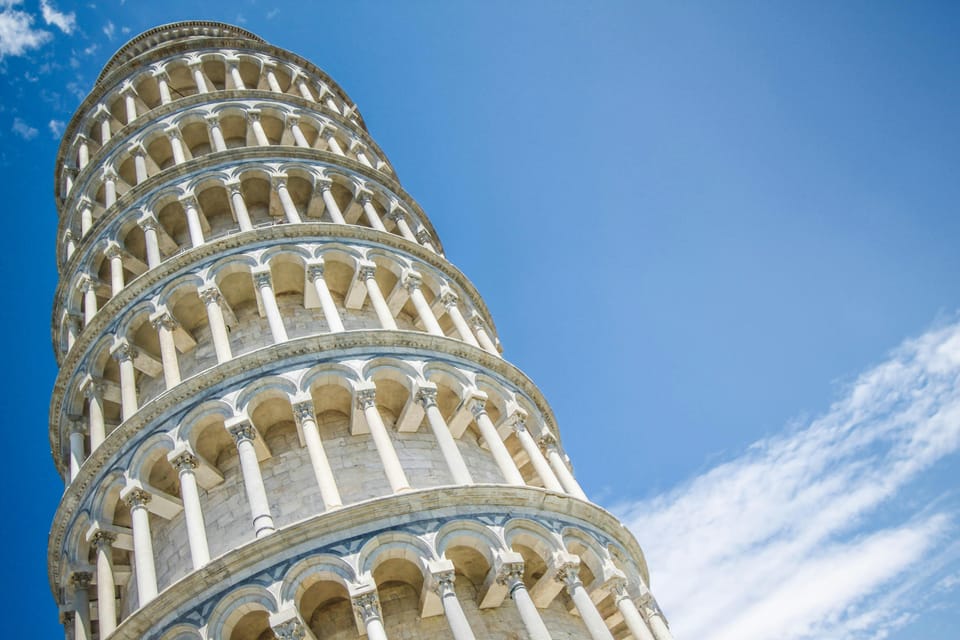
49;22;674;640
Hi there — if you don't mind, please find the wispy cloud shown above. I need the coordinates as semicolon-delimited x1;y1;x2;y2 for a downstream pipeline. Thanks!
11;116;37;139
102;20;114;40
39;0;74;34
616;319;960;639
48;118;63;138
0;3;51;59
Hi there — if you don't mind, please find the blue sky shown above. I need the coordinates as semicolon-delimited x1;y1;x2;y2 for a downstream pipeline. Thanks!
1;1;958;638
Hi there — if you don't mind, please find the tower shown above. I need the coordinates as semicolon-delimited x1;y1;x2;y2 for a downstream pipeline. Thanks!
49;21;674;640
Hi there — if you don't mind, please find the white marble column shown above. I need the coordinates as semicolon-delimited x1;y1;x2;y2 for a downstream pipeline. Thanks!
318;180;346;224
95;107;112;145
432;570;476;640
153;69;172;104
168;449;211;568
611;582;656;640
497;562;551;640
468;398;525;485
225;180;254;232
470;314;500;356
138;214;162;268
306;262;344;333
359;193;387;231
180;194;205;248
510;416;564;492
641;596;674;640
105;243;124;296
189;60;209;93
292;71;315;101
350;140;374;168
357;388;410;493
79;198;94;236
199;286;233;362
82;379;106;450
89;530;117;636
557;563;613;640
538;433;588;500
352;592;388;640
247;109;270;146
69;572;93;640
68;420;86;479
66;314;82;351
322;128;346;155
78;275;98;326
417;388;473;485
150;309;181;387
206;114;227;152
120;84;138;124
130;143;148;183
102;168;117;207
262;61;283;92
226;58;246;90
292;399;342;509
273;176;303;223
286;115;310;147
252;269;288;343
386;208;418;242
441;291;480;347
320;89;342;115
110;340;138;421
226;419;276;537
360;264;398;330
403;272;444;336
122;487;158;604
166;126;187;165
76;134;90;169
64;230;76;262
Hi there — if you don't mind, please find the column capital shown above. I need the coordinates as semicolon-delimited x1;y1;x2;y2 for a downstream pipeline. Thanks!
122;486;152;509
440;289;459;308
69;571;92;588
127;141;146;157
291;399;315;427
81;376;103;400
415;387;438;409
305;261;325;282
357;190;373;205
429;569;457;596
92;104;111;120
261;59;277;71
315;178;333;192
467;396;488;418
537;431;559;453
137;212;159;231
204;113;222;127
355;387;378;410
245;108;262;122
109;339;136;363
251;268;273;289
150;66;170;80
358;262;377;280
67;417;88;435
226;418;258;444
223;178;243;195
285;114;301;127
555;560;582;592
59;610;75;625
402;271;423;292
104;242;123;259
506;412;529;434
495;561;525;589
351;591;382;623
270;174;288;189
118;82;136;97
178;193;198;209
271;618;308;640
416;229;433;245
163;124;182;140
384;207;406;223
149;307;179;331
169;450;199;472
101;165;117;180
75;273;96;292
198;285;223;305
89;529;117;550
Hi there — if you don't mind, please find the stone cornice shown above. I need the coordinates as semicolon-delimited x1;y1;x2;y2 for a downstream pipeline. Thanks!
50;224;485;364
49;330;534;478
49;485;649;614
58;90;387;211
56;33;366;189
56;145;442;278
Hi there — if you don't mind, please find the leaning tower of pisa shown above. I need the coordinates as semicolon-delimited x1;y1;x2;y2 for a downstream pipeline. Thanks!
49;21;674;640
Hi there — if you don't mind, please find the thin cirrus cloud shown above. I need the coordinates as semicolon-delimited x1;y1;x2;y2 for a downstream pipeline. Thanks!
615;318;960;639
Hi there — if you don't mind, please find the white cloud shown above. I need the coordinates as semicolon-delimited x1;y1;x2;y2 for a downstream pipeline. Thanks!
0;5;51;59
48;118;64;137
102;20;114;40
616;319;960;640
11;116;37;139
39;0;74;34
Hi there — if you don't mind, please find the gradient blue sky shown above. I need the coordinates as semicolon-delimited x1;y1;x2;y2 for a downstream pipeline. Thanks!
1;2;958;638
